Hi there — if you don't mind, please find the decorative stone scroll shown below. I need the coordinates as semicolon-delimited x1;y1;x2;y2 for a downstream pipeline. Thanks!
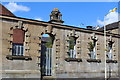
91;33;98;41
71;30;75;37
18;21;23;29
70;30;79;38
108;36;114;44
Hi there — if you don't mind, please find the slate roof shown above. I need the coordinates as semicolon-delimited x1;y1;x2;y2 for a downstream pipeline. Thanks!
0;3;15;17
41;37;49;42
97;22;119;32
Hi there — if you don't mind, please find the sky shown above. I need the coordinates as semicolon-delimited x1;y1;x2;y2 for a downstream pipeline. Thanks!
1;2;119;29
1;0;119;2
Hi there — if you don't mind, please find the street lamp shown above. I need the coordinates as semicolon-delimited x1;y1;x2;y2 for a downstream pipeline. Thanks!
104;7;117;80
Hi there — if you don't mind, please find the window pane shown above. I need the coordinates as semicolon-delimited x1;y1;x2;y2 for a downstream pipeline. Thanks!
12;43;24;56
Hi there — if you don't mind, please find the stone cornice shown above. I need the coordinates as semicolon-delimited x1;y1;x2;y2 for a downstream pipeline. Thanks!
1;15;120;38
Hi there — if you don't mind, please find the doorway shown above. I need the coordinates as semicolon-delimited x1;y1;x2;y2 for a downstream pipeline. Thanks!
41;34;54;77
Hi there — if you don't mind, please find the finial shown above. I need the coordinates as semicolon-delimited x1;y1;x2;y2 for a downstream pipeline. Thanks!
53;8;59;11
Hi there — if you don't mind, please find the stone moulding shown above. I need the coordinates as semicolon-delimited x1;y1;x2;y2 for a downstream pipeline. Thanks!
1;78;120;80
65;58;82;62
6;55;32;60
1;15;120;38
106;59;117;63
87;59;101;63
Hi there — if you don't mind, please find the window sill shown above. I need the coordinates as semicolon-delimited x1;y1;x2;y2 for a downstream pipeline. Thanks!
6;55;32;60
43;76;55;79
87;59;101;63
65;58;82;62
106;60;117;63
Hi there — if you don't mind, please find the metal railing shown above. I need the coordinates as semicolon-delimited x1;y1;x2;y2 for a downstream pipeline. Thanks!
44;48;52;76
12;45;24;56
69;49;76;58
107;52;112;60
90;51;96;59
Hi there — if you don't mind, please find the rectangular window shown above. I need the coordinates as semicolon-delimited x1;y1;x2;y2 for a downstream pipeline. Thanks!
12;43;24;56
12;29;25;56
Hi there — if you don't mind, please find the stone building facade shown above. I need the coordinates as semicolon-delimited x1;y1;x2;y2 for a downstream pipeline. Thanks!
0;5;120;80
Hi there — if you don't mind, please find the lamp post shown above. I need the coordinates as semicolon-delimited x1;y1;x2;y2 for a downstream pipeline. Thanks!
104;8;117;80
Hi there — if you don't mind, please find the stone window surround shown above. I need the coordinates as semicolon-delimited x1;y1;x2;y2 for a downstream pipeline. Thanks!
7;21;31;60
65;30;83;62
64;33;118;63
86;34;117;63
6;23;118;63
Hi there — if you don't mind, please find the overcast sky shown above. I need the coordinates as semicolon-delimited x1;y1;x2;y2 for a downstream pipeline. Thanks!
1;2;119;28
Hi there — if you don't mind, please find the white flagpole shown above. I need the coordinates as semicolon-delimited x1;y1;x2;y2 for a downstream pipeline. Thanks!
104;7;117;80
104;15;107;80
